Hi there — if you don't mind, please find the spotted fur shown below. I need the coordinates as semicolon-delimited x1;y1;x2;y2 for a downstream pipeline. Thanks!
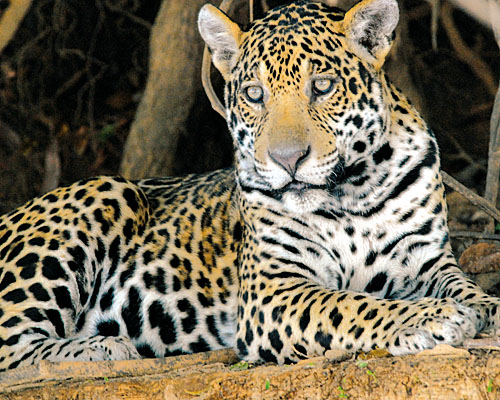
0;0;498;370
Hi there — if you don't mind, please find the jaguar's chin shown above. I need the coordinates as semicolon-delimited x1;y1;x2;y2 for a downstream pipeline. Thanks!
281;187;330;214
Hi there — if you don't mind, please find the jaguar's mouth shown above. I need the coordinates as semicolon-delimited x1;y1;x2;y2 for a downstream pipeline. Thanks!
281;180;327;193
278;159;345;194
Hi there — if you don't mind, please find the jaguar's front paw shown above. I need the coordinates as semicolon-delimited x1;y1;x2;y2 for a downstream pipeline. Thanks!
54;335;142;362
387;299;478;356
475;299;500;336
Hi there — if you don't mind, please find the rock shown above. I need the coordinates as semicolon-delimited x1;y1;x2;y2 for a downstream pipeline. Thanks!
415;344;470;358
473;271;500;296
459;243;500;274
324;349;351;362
458;242;500;296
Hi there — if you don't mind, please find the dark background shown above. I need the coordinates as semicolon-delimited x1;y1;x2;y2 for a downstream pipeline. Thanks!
0;0;498;214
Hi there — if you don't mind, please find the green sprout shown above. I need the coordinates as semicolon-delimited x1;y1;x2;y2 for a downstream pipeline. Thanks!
487;378;493;393
98;124;116;143
229;361;249;371
338;385;348;398
366;369;376;377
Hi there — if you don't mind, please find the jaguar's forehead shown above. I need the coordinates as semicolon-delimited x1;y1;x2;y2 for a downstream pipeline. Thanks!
251;0;345;30
237;1;347;84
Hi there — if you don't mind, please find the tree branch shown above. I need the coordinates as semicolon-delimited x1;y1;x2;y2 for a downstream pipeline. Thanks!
442;171;500;222
450;230;500;241
201;0;235;120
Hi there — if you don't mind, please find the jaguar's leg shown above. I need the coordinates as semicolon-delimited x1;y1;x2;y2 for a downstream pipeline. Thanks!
235;276;478;364
2;334;141;370
411;258;500;335
0;176;149;370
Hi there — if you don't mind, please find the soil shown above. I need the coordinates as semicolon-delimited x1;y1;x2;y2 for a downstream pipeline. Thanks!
0;348;499;400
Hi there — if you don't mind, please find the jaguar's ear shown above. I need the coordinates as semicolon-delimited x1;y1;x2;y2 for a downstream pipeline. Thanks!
343;0;399;70
198;4;242;79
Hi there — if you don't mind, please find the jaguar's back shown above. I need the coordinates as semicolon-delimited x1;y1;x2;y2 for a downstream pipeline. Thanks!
0;170;241;369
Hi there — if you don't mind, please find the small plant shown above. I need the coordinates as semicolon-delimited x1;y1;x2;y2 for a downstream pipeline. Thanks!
487;378;493;393
265;379;270;390
357;361;377;380
98;124;116;143
366;369;376;379
229;361;249;371
338;385;348;398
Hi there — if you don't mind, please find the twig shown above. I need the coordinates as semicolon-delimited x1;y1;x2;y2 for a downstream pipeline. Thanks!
71;0;108;130
201;0;235;120
104;0;152;30
41;139;61;193
443;129;487;174
201;48;226;119
441;1;498;97
443;171;500;222
260;0;270;13
449;230;500;241
429;0;440;51
406;4;433;20
87;0;105;133
14;28;50;115
0;119;21;150
53;69;86;100
74;62;107;131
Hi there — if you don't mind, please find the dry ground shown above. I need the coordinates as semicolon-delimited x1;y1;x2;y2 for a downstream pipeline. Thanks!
0;347;499;400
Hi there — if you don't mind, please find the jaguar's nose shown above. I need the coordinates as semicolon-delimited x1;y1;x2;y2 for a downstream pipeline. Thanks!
268;146;310;176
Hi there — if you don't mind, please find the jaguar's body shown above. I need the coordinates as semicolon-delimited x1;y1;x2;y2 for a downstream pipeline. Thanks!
0;0;498;370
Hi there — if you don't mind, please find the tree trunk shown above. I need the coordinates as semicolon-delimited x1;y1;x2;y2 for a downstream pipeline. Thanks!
0;0;32;54
120;1;211;179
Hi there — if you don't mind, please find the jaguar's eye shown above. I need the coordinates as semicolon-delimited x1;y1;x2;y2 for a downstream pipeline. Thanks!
244;86;264;103
312;79;334;96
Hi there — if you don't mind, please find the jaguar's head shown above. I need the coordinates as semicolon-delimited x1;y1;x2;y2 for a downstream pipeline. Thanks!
198;0;399;213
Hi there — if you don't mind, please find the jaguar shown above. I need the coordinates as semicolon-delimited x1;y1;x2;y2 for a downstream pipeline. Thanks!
0;0;498;371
